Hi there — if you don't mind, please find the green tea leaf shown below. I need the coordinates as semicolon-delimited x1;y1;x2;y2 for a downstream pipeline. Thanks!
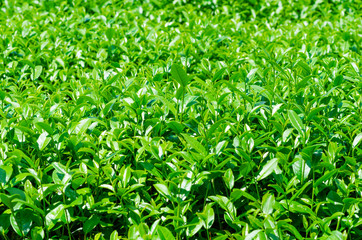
35;122;54;135
0;214;10;234
181;133;207;156
33;66;43;80
327;230;343;240
110;230;119;240
157;226;175;240
186;216;203;237
15;210;33;236
0;165;12;187
106;28;115;41
314;169;337;188
171;63;189;87
10;213;22;236
167;121;185;134
223;168;234;190
292;156;311;181
262;193;275;215
288;110;305;135
83;215;100;234
0;1;360;238
154;183;172;201
245;230;263;240
197;203;214;229
352;133;362;148
45;204;64;231
277;221;303;240
209;195;236;220
212;67;226;82
31;226;45;240
257;158;278;181
37;132;51;151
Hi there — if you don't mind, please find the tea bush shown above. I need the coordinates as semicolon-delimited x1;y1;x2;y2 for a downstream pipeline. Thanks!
0;0;361;239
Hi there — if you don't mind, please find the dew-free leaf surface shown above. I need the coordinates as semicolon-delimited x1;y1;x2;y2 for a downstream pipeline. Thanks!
0;0;361;239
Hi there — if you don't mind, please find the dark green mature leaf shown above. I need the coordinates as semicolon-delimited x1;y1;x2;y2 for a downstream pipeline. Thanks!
31;227;45;240
314;169;337;188
0;214;10;234
83;215;100;234
186;216;203;237
212;68;226;82
0;1;360;239
15;210;33;236
10;213;22;236
0;90;5;101
277;221;303;240
167;121;185;134
0;193;16;209
0;165;12;187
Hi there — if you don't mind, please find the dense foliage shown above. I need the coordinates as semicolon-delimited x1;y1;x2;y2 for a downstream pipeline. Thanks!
0;0;361;239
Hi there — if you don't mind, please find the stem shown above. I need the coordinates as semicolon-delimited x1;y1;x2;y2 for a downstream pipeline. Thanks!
336;206;345;231
283;188;291;217
308;166;316;237
255;182;260;201
211;179;222;229
170;201;178;240
278;227;283;240
203;181;210;208
249;164;260;200
276;171;290;217
39;170;50;240
177;203;181;240
311;169;315;210
180;92;184;123
2;232;9;240
301;158;305;186
63;194;72;240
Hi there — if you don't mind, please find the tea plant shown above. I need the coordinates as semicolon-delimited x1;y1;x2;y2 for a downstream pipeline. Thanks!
0;0;361;239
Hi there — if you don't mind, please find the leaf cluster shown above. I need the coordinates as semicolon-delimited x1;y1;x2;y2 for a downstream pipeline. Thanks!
0;0;361;239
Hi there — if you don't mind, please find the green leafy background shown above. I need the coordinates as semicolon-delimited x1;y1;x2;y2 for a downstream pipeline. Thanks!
0;0;361;239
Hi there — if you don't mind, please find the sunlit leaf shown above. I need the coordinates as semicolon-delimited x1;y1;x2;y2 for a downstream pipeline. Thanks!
257;158;278;181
